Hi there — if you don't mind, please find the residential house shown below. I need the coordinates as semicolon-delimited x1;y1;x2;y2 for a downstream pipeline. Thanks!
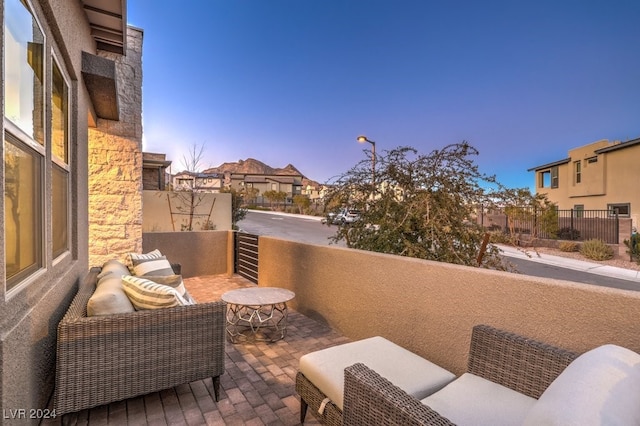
227;173;303;202
1;0;142;420
529;138;640;228
172;171;224;192
142;152;172;190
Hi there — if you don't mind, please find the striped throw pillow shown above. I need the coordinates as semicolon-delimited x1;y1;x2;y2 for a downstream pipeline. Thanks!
121;275;192;310
125;249;163;272
142;275;188;299
131;256;174;276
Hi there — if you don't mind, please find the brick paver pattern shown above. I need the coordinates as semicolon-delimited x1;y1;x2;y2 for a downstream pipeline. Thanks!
42;274;351;426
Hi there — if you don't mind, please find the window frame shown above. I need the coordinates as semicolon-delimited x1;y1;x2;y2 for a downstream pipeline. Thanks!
608;203;631;218
4;129;45;290
51;54;71;260
574;160;581;184
539;166;559;189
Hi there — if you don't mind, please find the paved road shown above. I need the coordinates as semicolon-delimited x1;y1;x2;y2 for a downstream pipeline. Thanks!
239;210;638;291
238;210;345;247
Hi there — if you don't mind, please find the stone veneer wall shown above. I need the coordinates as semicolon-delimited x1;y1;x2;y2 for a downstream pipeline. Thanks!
88;27;144;267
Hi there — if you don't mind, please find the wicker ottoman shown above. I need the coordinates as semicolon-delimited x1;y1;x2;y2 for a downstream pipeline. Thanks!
296;336;456;425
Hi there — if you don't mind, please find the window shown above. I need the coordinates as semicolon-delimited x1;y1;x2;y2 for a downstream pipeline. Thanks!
608;203;630;217
574;160;581;184
4;134;43;288
52;59;69;258
271;183;277;191
574;204;584;218
4;0;46;290
4;0;44;143
539;166;559;189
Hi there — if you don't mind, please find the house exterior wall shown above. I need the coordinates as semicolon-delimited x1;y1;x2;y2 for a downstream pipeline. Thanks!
0;0;103;422
533;139;640;229
88;27;143;268
142;191;232;233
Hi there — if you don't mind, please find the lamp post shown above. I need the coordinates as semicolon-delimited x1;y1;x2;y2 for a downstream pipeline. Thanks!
356;135;376;191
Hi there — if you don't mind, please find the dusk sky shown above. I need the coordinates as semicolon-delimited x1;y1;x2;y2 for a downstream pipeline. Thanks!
128;1;639;190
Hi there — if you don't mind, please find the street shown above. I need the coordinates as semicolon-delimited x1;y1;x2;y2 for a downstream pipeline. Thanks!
239;210;638;290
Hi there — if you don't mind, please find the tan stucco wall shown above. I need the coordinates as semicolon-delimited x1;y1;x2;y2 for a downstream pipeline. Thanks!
142;231;232;278
0;0;98;422
258;237;640;376
88;27;144;267
142;191;232;232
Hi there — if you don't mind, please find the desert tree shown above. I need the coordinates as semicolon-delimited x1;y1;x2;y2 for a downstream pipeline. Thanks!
293;194;311;214
323;142;538;270
172;143;211;231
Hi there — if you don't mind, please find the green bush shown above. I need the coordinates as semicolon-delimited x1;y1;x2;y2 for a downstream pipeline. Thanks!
579;239;614;261
557;227;580;240
559;241;579;252
625;233;640;265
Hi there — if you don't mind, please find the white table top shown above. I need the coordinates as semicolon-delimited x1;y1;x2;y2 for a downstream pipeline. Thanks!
221;287;295;306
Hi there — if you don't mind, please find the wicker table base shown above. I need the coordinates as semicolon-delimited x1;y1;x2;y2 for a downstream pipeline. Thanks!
222;287;295;343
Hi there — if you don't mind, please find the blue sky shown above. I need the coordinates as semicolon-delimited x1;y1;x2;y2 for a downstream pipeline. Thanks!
128;1;639;190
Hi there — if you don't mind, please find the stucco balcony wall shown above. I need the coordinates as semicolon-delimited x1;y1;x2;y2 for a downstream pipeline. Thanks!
257;236;640;376
142;231;233;278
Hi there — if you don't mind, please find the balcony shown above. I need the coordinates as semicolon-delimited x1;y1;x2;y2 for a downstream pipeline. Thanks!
43;231;640;424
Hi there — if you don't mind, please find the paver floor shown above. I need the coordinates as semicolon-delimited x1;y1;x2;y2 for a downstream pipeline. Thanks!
42;274;350;425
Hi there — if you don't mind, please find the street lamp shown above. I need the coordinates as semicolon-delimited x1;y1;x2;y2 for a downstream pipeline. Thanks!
356;135;376;189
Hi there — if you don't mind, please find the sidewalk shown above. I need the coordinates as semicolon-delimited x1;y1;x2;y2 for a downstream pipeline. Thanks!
496;244;640;283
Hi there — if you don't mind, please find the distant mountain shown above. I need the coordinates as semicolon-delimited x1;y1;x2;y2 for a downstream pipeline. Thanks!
204;158;321;188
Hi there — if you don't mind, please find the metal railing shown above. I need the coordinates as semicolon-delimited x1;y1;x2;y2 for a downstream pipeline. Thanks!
483;208;620;244
234;232;259;283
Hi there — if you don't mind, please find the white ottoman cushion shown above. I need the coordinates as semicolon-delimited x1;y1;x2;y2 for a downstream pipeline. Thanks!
299;336;455;411
523;344;640;426
422;373;536;426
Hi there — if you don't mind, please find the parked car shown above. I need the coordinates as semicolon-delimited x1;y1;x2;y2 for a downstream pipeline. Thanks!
322;209;361;225
335;208;361;224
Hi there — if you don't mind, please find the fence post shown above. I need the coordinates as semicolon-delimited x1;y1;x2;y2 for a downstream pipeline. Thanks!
570;209;574;240
615;212;619;244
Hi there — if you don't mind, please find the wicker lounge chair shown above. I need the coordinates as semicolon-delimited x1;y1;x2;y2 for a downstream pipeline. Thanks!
297;324;578;425
342;325;579;425
53;267;226;415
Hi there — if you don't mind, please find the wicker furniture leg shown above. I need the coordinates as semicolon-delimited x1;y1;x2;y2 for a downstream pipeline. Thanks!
300;398;308;423
213;376;221;401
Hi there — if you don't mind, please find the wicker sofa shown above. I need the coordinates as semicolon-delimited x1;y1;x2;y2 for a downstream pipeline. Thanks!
53;266;226;415
343;325;640;425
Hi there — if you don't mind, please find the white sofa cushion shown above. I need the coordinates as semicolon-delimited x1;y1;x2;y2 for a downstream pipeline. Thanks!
299;336;455;411
422;373;536;426
97;259;130;281
87;276;136;316
523;344;640;426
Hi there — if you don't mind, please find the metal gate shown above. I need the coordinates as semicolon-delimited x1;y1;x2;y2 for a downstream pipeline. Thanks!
234;232;259;283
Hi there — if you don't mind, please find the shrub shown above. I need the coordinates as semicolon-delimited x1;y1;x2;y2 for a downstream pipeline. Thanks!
557;227;580;240
488;231;511;244
559;241;579;252
579;239;614;261
624;233;640;265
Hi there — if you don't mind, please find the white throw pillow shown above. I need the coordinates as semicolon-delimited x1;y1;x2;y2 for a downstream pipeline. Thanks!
523;344;640;426
121;275;193;310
